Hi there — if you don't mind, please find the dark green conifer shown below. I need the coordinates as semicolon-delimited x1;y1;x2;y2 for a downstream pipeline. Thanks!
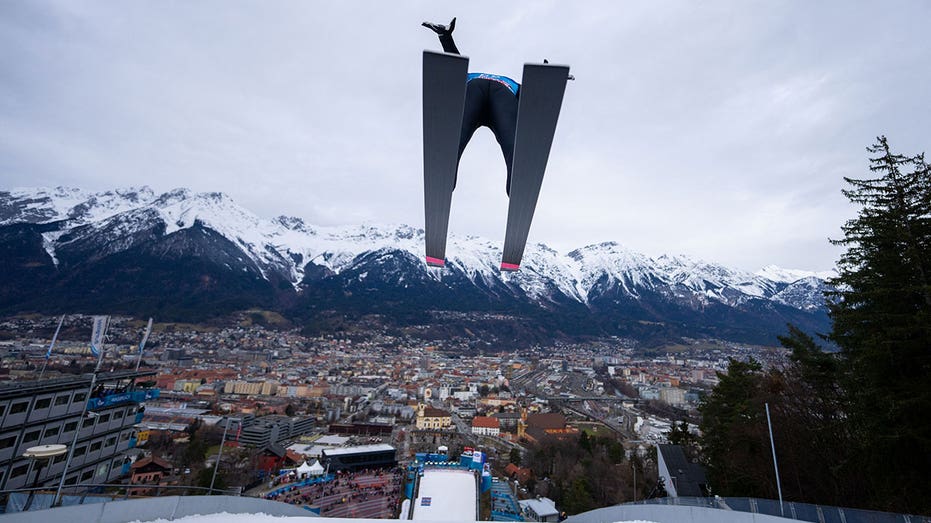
828;136;931;512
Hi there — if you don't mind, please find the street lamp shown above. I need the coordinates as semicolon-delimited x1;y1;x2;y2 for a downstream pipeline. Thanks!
23;444;68;511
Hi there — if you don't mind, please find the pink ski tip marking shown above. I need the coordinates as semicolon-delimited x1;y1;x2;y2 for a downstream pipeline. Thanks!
426;256;445;267
500;262;520;271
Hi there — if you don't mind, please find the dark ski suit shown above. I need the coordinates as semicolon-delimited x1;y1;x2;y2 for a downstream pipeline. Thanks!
437;34;519;195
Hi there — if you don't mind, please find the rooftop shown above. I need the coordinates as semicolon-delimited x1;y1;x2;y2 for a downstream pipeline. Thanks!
471;416;500;428
321;444;395;457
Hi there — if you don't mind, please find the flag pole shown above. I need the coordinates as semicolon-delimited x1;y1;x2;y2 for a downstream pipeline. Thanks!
55;315;109;506
210;418;238;494
765;402;784;516
134;318;153;373
39;315;65;379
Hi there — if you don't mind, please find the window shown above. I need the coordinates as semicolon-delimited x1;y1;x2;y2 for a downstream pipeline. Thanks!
73;392;86;403
0;404;6;417
10;402;29;414
120;432;130;442
0;435;17;449
43;426;60;438
98;413;110;423
90;441;102;452
105;436;116;448
80;470;93;481
23;430;40;443
73;445;86;457
82;417;95;428
114;410;124;421
11;464;29;478
64;421;78;432
55;395;70;406
34;398;52;409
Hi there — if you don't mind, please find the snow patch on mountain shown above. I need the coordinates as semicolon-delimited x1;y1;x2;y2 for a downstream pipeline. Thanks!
756;264;836;283
1;186;832;311
2;186;157;226
772;276;830;311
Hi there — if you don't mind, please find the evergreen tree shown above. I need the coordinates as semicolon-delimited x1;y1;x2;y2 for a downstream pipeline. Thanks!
698;358;773;498
828;136;931;513
694;138;930;513
509;447;522;466
665;420;697;455
769;326;858;506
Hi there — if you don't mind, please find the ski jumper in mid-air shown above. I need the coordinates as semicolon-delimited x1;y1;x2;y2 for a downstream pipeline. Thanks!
421;18;571;272
423;18;520;195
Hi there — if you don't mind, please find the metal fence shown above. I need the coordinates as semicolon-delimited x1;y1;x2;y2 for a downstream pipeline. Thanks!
0;483;234;514
628;496;930;523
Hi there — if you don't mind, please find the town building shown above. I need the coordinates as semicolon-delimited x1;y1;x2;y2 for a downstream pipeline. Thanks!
321;444;396;472
128;455;173;496
236;415;315;447
415;404;451;430
0;370;158;493
470;416;500;437
493;412;521;433
520;497;560;522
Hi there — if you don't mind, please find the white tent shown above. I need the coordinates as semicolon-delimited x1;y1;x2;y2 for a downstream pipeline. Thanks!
307;459;325;476
296;461;314;478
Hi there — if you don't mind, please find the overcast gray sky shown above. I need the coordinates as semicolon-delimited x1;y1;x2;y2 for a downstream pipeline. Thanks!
2;1;929;272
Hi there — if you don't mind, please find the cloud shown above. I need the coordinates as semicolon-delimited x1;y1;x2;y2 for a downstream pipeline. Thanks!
1;1;929;272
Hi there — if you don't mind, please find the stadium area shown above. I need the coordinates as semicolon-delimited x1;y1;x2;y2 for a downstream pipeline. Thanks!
410;468;477;521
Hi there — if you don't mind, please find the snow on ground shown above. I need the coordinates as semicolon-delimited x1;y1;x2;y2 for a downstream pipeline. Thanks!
412;469;477;521
133;512;658;523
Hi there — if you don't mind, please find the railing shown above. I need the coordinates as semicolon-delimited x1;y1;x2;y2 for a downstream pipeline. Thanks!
625;497;931;523
490;480;524;522
87;389;160;410
262;474;335;499
0;483;237;514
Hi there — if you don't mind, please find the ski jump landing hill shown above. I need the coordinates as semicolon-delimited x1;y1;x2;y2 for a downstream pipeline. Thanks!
400;451;485;521
410;468;478;521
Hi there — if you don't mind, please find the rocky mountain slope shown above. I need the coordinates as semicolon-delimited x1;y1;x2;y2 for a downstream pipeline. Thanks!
0;186;834;344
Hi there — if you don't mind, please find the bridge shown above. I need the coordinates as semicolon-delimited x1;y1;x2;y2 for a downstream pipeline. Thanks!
544;395;638;404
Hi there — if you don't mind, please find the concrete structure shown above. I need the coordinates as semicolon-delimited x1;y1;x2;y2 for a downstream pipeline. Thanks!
565;503;815;523
1;494;926;523
0;496;310;523
0;370;157;493
236;415;314;448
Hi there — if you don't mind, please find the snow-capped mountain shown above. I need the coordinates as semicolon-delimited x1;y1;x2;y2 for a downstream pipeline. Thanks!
0;186;833;344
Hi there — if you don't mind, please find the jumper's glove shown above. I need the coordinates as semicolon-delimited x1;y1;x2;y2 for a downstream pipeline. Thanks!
422;17;456;35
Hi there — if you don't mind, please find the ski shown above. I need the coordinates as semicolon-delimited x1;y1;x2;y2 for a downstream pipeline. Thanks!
423;50;469;268
500;62;570;271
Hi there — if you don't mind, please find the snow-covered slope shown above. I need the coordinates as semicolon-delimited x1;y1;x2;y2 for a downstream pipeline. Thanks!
1;186;832;311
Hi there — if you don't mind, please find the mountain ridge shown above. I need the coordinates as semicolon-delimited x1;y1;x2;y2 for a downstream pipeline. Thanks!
0;186;833;345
